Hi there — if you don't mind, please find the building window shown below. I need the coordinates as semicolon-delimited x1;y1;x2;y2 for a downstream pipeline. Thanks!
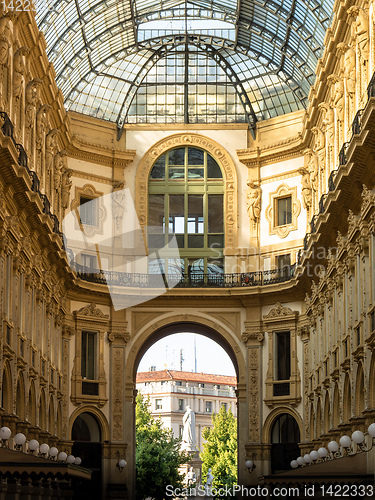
155;399;162;410
179;425;184;437
176;381;182;386
198;383;205;388
275;331;291;381
79;197;97;226
81;331;97;380
221;402;227;410
276;254;291;269
205;401;212;413
371;310;375;332
148;147;224;275
81;254;98;271
179;399;184;411
277;196;292;226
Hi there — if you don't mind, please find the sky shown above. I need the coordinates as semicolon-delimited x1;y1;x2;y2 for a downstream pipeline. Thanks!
137;332;236;377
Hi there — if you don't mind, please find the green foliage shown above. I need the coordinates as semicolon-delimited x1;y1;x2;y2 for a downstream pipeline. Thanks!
135;393;189;500
200;405;237;492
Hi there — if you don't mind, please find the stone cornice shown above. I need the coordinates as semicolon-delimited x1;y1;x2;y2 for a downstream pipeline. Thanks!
68;135;136;168
237;133;305;167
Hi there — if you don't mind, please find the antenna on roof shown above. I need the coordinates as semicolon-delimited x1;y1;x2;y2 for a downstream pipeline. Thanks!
180;349;184;371
194;336;197;373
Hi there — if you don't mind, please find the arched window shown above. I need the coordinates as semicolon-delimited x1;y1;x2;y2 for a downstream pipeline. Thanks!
271;413;300;473
148;146;224;278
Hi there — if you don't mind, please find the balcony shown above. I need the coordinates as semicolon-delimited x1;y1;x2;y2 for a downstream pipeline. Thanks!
72;263;296;288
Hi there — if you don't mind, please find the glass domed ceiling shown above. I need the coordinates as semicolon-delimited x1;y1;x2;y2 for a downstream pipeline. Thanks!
36;0;334;134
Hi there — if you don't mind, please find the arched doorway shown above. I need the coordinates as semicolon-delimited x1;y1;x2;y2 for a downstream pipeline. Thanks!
126;319;246;495
270;413;300;473
71;412;102;500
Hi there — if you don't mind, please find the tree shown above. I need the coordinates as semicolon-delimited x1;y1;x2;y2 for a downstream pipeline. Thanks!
200;406;237;492
135;393;189;500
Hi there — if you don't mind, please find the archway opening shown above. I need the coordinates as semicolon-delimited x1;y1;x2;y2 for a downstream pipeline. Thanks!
270;413;300;473
134;321;239;492
72;412;102;500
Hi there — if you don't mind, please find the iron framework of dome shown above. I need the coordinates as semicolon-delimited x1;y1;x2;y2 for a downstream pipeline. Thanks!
36;0;334;136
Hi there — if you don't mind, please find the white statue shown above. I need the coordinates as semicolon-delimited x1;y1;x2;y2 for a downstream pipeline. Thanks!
205;468;214;495
186;467;196;486
181;405;196;451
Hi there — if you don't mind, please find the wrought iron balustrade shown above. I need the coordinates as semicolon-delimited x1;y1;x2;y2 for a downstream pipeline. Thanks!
367;71;375;98
72;263;296;288
319;194;328;214
339;142;349;165
352;109;364;135
0;111;14;137
328;169;337;191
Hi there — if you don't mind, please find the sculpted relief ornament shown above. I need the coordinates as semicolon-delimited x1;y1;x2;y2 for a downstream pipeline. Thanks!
0;15;12;112
246;180;261;229
348;5;369;104
13;46;29;138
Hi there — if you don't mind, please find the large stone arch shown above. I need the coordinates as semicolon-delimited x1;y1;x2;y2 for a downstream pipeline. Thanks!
355;363;365;415
1;361;13;414
262;407;303;443
343;374;352;422
369;351;375;409
48;396;55;436
323;390;330;434
68;405;110;442
124;313;247;495
27;380;36;426
134;133;238;250
16;371;26;421
316;398;322;438
39;389;47;430
332;383;340;428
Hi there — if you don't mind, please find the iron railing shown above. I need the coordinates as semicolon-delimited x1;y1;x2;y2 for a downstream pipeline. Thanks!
72;263;296;288
352;109;364;135
339;142;349;165
328;169;338;191
0;111;62;238
367;71;375;98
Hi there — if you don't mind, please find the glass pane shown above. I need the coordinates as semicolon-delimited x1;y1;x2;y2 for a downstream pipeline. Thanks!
188;258;204;274
168;148;185;165
207;258;224;274
169;167;185;180
148;195;165;231
208;234;224;248
277;197;292;225
188;168;204;179
150;156;166;179
87;333;95;380
188;235;204;248
148;234;165;248
187;195;203;234
148;258;165;274
168;258;184;276
207;155;222;178
208;195;224;233
169;195;184;234
188;148;204;165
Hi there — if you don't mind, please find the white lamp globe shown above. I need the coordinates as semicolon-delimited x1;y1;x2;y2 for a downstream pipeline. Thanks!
318;447;328;458
328;441;339;452
58;452;67;462
296;456;305;466
245;460;253;469
352;430;365;444
339;435;351;448
303;454;312;463
66;455;75;464
28;439;39;451
49;447;58;458
0;427;11;440
310;450;319;461
74;457;82;465
39;443;49;455
14;433;26;446
290;460;298;469
118;459;127;469
368;423;375;437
